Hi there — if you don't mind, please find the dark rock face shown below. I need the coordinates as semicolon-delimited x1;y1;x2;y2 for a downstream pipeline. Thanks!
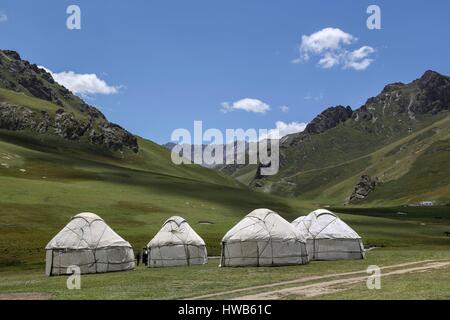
0;103;36;130
380;82;405;95
90;122;138;153
0;103;138;153
411;70;450;114
54;109;89;140
349;175;378;202
2;50;21;60
36;111;51;133
305;105;353;134
18;75;53;101
54;109;138;152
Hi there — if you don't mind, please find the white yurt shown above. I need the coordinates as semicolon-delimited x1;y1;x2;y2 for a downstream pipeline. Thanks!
292;209;364;261
147;216;207;267
45;212;135;276
220;209;309;267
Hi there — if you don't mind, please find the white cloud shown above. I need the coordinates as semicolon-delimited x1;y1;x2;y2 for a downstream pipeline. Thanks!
279;105;289;113
294;27;375;71
304;93;324;101
221;98;271;114
298;27;356;62
318;52;340;69
39;66;119;95
260;121;307;140
343;46;375;70
0;12;7;22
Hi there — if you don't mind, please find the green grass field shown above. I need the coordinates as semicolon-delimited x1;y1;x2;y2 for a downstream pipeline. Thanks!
1;195;450;299
0;129;311;269
0;248;449;300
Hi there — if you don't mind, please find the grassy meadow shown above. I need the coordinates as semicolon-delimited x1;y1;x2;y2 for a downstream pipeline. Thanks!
0;114;449;299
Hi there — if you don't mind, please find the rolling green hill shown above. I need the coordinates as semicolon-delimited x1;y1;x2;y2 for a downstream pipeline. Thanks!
228;71;450;206
0;130;302;268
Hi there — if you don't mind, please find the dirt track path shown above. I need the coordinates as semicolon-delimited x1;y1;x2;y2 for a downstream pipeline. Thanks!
236;260;450;299
188;260;450;300
0;292;51;300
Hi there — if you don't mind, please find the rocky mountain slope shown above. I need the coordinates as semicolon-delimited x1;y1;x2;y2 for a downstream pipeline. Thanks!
0;50;138;153
226;70;450;205
0;49;242;188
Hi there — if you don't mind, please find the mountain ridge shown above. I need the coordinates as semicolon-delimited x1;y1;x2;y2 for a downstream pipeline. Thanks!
0;49;245;188
225;70;450;205
0;49;138;153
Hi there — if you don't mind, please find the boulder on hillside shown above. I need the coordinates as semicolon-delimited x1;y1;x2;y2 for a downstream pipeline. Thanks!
0;102;36;131
54;109;90;140
349;175;379;202
89;122;139;153
35;111;51;133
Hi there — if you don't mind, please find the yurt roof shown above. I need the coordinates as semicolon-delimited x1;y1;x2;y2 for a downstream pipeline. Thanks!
222;208;306;243
298;209;361;240
148;216;205;247
45;212;132;250
291;216;313;238
73;212;103;222
163;216;186;226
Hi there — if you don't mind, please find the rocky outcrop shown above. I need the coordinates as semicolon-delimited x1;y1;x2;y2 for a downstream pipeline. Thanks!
18;75;54;102
412;70;450;114
89;122;138;153
2;50;21;60
0;103;53;134
36;111;51;133
0;102;37;131
54;109;90;140
0;103;138;153
355;70;450;122
305;105;353;134
349;175;378;202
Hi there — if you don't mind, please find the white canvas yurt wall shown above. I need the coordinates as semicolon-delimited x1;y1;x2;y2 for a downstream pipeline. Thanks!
220;209;309;267
147;216;207;267
292;209;364;261
45;212;135;276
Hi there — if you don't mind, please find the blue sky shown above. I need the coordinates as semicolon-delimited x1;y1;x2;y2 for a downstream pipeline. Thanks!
0;0;449;143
